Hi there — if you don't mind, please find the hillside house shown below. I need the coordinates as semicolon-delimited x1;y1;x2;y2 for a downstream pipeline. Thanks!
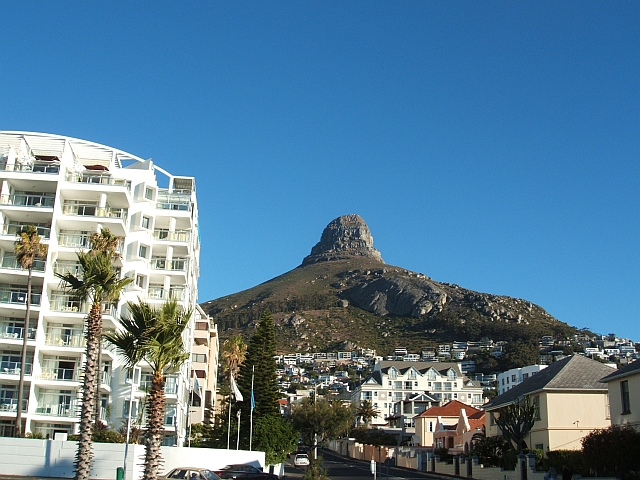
414;400;483;447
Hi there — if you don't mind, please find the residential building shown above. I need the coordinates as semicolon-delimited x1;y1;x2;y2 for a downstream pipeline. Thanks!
484;355;615;452
414;400;482;448
0;131;200;445
388;392;439;428
497;364;547;395
351;361;484;427
600;358;640;430
432;406;485;453
188;305;218;426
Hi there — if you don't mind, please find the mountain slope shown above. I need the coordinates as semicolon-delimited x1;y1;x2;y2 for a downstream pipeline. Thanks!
201;215;577;354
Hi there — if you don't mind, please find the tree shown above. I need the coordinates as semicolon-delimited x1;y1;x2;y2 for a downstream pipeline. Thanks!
13;225;47;437
494;396;538;453
356;400;380;427
501;340;541;370
104;300;191;480
292;397;354;458
252;415;298;465
56;246;132;480
237;311;279;449
220;335;246;448
581;425;640;478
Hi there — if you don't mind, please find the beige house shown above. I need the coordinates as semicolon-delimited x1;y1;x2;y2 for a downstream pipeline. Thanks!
484;355;615;452
600;358;640;430
433;406;485;454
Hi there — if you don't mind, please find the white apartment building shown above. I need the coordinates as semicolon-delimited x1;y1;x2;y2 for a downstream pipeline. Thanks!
352;361;485;427
496;364;547;395
0;131;201;446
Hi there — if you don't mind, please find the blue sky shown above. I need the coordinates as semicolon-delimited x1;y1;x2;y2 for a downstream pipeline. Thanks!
1;2;638;340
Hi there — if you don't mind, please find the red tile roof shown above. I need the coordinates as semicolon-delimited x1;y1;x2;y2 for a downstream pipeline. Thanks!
417;400;482;418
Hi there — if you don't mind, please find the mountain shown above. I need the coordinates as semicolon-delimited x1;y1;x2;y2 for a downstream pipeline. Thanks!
201;214;577;355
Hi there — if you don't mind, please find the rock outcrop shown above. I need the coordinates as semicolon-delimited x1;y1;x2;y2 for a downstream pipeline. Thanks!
302;214;384;266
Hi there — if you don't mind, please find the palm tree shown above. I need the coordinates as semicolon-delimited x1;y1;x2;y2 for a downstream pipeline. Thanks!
13;225;47;437
87;229;123;427
221;335;246;447
56;250;132;480
221;335;246;380
104;300;191;480
356;400;380;428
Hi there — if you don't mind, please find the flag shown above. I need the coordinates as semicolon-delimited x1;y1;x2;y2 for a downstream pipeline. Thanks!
250;388;255;411
230;373;243;402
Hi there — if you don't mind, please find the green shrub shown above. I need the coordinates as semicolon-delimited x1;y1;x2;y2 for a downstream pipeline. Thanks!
25;431;45;439
540;451;586;476
92;429;125;443
581;425;640;479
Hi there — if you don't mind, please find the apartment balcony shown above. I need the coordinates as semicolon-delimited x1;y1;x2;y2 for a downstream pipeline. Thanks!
0;255;46;272
35;401;78;417
38;368;80;382
61;202;128;221
57;231;124;253
150;257;188;272
139;377;178;395
0;223;51;239
152;229;190;243
0;193;55;208
52;260;83;278
0;362;33;376
0;398;27;413
193;327;209;346
44;327;84;348
156;190;191;212
146;286;186;302
65;173;131;192
49;294;115;316
0;286;41;307
0;158;60;175
0;320;36;341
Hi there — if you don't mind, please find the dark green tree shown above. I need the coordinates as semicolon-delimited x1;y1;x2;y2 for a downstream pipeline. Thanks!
253;415;298;465
581;425;640;478
238;311;279;420
494;396;538;453
501;340;541;370
292;397;354;459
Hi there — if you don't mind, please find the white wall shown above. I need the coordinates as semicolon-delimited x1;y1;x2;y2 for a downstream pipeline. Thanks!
0;438;266;480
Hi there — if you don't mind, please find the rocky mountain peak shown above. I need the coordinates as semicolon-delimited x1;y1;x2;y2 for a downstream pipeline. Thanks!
302;214;384;266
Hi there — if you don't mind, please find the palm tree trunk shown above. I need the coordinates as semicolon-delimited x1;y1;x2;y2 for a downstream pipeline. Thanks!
74;301;102;480
143;372;166;480
15;267;32;437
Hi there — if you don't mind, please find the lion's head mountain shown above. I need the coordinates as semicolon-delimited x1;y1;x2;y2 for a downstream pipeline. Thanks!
201;215;576;354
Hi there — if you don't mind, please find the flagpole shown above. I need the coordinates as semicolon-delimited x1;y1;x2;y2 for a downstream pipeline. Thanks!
249;365;255;451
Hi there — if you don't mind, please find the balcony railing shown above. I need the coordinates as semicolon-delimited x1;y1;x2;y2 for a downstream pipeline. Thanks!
152;230;190;243
147;287;185;302
150;258;188;271
35;401;78;417
0;193;55;208
0;162;60;174
39;368;80;381
0;321;36;340
49;296;82;313
0;362;33;375
0;399;27;412
45;327;84;348
1;255;46;272
101;371;112;386
57;232;124;253
52;261;83;278
0;287;41;306
62;203;128;221
65;173;131;191
156;191;191;212
0;223;51;239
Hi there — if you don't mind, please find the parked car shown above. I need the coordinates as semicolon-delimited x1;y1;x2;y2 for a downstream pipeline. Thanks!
165;467;221;480
214;464;277;480
293;454;309;467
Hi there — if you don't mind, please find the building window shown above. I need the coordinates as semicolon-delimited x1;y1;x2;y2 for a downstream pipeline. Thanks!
389;368;397;379
523;373;529;380
192;353;206;363
512;374;517;382
535;443;544;450
136;275;145;288
141;216;150;229
533;395;541;420
621;380;631;414
145;187;154;200
139;244;148;259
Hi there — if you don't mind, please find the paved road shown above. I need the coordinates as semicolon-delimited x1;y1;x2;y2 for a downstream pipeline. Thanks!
285;449;442;480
